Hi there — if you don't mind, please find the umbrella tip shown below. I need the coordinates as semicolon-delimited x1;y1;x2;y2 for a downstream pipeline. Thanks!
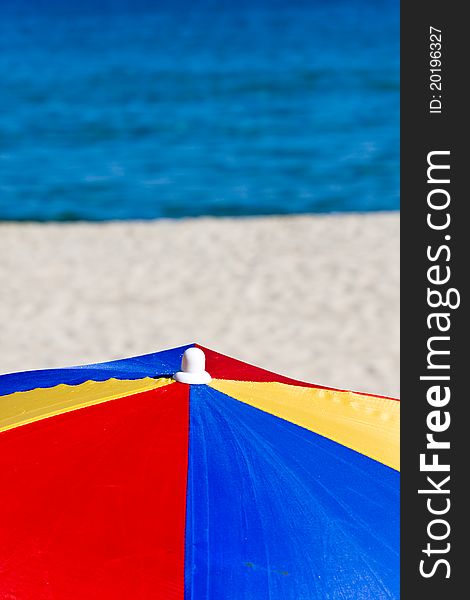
173;347;212;385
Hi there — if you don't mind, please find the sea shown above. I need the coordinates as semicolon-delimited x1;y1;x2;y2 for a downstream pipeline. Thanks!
0;0;399;221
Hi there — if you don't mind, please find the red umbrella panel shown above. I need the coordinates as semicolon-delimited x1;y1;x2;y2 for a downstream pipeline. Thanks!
0;344;399;599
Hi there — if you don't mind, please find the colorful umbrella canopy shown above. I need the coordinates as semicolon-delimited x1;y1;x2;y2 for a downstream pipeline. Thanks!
0;344;399;599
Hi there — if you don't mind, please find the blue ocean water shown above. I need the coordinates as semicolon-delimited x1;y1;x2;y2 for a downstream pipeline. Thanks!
0;1;399;221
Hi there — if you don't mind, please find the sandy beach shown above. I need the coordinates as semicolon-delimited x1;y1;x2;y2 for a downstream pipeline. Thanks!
0;212;399;396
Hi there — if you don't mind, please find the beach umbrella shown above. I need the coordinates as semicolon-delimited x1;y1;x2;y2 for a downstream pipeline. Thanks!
0;344;399;599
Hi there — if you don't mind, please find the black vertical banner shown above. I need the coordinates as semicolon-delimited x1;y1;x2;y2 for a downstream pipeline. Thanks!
401;2;466;598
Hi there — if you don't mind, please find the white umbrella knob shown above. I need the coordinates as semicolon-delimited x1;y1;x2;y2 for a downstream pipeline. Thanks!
173;347;212;384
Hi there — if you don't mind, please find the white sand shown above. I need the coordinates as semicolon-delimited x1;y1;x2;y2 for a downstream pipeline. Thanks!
0;213;399;396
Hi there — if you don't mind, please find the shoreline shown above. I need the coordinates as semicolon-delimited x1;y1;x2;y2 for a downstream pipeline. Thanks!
1;212;399;396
